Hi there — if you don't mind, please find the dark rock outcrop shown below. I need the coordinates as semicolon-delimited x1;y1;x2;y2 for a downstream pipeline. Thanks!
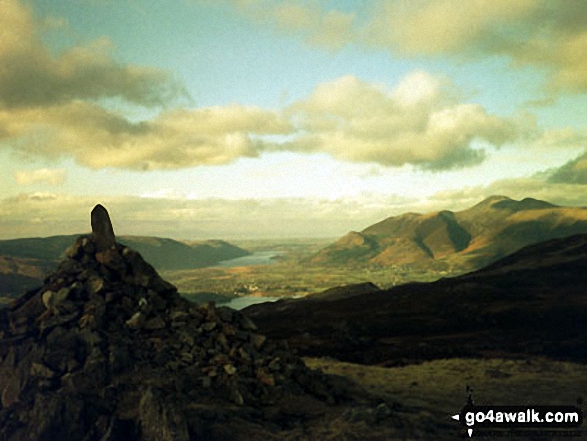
91;204;116;252
0;206;338;441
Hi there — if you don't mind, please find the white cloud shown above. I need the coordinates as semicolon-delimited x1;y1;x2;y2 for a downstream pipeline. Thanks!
547;150;587;184
222;0;587;94
0;192;417;239
221;0;357;50
429;175;587;208
13;168;67;186
0;102;292;170
285;73;526;170
0;70;529;171
0;0;185;109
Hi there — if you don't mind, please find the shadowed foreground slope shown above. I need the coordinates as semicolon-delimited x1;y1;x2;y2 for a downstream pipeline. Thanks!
245;234;587;365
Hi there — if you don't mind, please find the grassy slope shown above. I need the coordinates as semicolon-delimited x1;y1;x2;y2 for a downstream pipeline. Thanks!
207;356;587;440
303;356;586;440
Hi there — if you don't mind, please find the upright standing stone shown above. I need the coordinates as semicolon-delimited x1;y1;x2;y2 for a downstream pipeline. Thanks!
91;204;116;251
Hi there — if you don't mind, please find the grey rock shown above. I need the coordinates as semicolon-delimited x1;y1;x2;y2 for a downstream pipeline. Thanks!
201;322;217;332
144;317;166;330
39;311;80;335
1;376;22;408
139;389;190;441
126;312;145;329
216;306;234;322
375;402;392;422
148;290;167;311
91;204;116;251
223;364;237;375
179;352;193;364
30;363;56;379
250;333;267;350
109;345;132;373
170;310;189;322
96;249;126;273
42;287;70;311
86;276;104;295
230;387;245;406
240;316;258;331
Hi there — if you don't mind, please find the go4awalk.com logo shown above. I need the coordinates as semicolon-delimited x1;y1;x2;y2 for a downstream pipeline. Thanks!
452;404;583;437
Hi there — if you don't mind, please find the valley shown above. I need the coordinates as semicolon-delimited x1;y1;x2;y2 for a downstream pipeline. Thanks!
166;239;452;304
4;196;586;309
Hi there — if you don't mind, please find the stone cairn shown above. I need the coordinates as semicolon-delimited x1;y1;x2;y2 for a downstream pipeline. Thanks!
0;205;337;440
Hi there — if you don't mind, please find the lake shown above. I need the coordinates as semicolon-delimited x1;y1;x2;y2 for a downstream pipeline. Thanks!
219;296;280;310
193;251;283;310
215;251;281;268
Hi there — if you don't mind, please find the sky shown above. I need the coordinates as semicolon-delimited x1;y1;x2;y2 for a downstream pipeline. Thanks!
1;0;587;239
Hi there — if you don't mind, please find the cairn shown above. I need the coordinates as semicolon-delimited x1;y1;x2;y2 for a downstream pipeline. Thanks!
0;205;337;440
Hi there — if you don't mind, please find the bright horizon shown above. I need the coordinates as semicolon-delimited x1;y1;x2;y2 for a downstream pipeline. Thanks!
1;0;587;240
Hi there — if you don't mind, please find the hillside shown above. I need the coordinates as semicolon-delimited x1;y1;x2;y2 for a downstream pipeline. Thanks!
245;233;587;365
0;235;249;297
120;237;249;270
312;195;587;271
0;256;56;298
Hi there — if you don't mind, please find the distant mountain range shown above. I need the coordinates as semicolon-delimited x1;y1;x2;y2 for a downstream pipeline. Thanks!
245;233;587;365
0;235;249;297
312;195;587;271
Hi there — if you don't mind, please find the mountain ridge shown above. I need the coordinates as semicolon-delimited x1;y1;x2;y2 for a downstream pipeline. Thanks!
312;195;587;271
0;235;249;297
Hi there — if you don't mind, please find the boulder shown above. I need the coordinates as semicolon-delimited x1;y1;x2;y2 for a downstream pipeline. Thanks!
90;204;116;251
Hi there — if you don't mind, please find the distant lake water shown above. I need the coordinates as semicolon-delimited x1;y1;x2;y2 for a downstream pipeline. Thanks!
220;296;280;310
197;251;283;309
215;251;281;268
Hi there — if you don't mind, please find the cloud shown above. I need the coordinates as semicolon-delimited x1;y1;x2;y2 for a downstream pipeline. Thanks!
532;127;587;150
0;1;289;171
284;73;526;170
223;0;356;50
5;159;587;239
0;0;186;108
0;70;535;171
3;174;587;240
0;102;292;170
547;150;587;184
223;0;587;94
14;168;67;186
365;0;537;56
430;174;587;209
370;0;587;94
381;0;587;93
0;192;418;239
0;1;565;172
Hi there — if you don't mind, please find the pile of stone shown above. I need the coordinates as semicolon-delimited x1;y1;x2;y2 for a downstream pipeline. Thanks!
0;205;338;440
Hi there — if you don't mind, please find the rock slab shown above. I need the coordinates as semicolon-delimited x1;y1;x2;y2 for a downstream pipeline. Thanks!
91;204;116;251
